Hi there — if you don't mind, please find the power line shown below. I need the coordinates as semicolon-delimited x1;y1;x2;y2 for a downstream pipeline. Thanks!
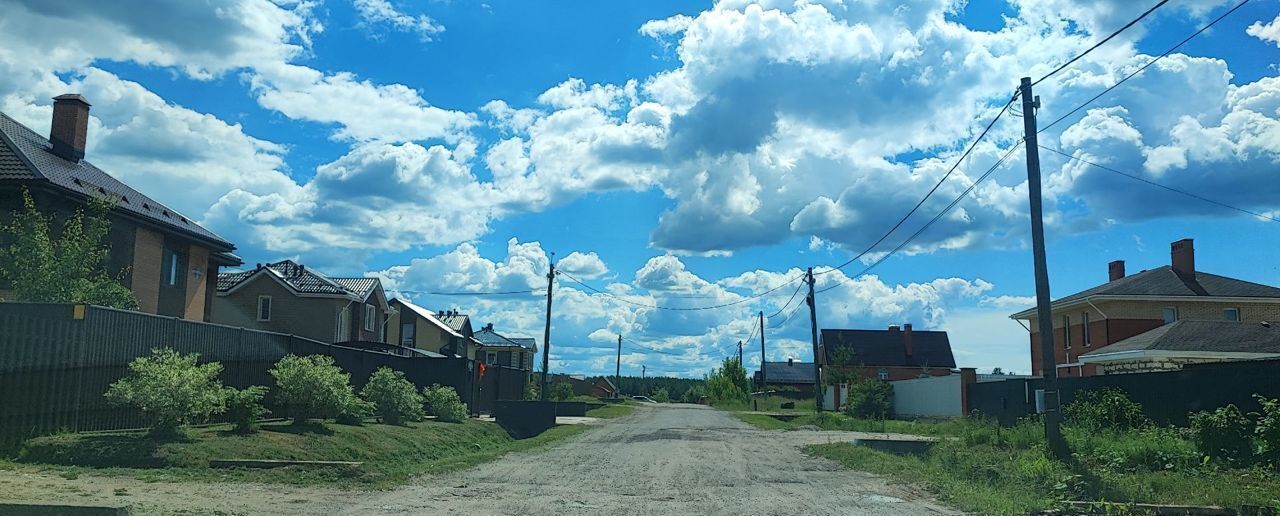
814;92;1018;277
396;289;543;296
1038;0;1251;135
766;280;805;319
556;268;806;312
1031;0;1169;87
816;141;1025;295
621;336;686;357
1038;144;1280;223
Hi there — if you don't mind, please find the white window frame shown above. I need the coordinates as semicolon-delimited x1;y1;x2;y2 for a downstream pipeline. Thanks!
336;306;351;342
1062;315;1071;349
486;351;497;365
1082;311;1091;347
256;295;272;322
1163;307;1178;324
363;304;375;332
400;322;415;346
877;368;889;381
1224;308;1240;322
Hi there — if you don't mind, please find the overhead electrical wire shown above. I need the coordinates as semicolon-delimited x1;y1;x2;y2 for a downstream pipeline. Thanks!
1037;0;1251;135
1038;145;1280;223
766;280;806;319
555;268;806;312
395;289;543;296
1030;0;1170;87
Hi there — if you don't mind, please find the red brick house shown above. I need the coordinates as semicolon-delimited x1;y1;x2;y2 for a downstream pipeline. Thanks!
820;324;956;382
1010;239;1280;377
0;95;241;320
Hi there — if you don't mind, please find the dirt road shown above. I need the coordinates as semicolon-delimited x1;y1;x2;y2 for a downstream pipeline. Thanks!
1;404;959;515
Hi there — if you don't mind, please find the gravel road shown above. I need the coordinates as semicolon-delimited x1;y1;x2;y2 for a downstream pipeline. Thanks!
0;404;960;515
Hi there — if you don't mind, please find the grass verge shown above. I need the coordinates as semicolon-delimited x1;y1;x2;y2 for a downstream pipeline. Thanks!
15;419;588;488
586;404;634;419
789;416;1280;515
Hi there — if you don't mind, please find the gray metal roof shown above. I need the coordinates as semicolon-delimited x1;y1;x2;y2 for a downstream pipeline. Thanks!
821;328;957;368
1082;320;1280;355
437;313;470;333
760;361;816;384
0;112;235;251
1014;266;1280;317
218;260;379;299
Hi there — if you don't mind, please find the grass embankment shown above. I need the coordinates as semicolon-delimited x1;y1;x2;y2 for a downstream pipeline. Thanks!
586;404;634;419
759;414;1280;515
715;396;815;413
15;419;587;487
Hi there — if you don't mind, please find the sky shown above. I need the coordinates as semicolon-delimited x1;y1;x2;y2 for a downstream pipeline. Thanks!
1;0;1278;378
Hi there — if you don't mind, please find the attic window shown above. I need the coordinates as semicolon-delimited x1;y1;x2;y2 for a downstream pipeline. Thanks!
119;196;129;204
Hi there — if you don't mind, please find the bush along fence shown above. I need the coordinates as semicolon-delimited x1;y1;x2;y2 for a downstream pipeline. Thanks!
967;358;1280;426
0;303;499;448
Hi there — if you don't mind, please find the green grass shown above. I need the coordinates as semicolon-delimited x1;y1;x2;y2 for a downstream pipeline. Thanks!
714;396;815;413
15;419;587;487
734;410;964;436
586;404;634;419
793;417;1280;515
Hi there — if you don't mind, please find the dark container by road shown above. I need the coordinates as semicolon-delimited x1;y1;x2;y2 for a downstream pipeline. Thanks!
493;400;557;438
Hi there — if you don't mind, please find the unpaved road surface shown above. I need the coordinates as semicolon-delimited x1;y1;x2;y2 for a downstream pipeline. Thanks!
0;404;959;515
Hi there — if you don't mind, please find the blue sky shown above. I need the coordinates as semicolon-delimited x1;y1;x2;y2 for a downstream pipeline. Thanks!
2;0;1278;378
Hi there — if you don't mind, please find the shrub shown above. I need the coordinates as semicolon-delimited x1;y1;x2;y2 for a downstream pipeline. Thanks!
336;392;375;426
1189;404;1254;464
550;382;575;401
651;387;670;403
423;384;468;422
361;367;425;425
225;386;269;434
1254;394;1280;465
269;354;358;424
104;348;227;435
680;386;706;403
844;379;893;419
705;357;750;405
1064;388;1148;431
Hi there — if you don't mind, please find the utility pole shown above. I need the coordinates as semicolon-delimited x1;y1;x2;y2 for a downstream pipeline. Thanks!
539;258;556;401
616;334;622;399
806;267;823;413
1020;77;1068;459
737;340;743;367
642;365;646;380
759;311;766;395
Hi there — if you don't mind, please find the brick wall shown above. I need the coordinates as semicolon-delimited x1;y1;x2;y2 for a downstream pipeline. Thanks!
183;245;209;321
130;226;163;313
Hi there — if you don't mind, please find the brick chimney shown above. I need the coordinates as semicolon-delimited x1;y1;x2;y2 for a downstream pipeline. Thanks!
903;323;914;357
1171;238;1195;276
50;94;91;162
787;358;793;366
1108;260;1125;282
888;324;899;333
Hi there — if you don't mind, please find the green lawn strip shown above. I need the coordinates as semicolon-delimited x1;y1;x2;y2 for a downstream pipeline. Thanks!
732;410;962;436
799;418;1280;515
15;419;588;488
586;404;634;419
714;396;815;413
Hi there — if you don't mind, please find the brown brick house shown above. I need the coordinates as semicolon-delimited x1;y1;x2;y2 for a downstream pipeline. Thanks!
212;260;389;344
1010;239;1280;377
820;324;957;382
0;95;241;320
1078;320;1280;374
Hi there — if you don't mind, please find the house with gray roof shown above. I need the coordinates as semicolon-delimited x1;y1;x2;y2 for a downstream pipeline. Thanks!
385;300;474;358
1011;238;1280;377
821;324;956;382
1;95;241;321
212;260;389;344
754;359;817;393
1078;320;1280;374
473;323;536;372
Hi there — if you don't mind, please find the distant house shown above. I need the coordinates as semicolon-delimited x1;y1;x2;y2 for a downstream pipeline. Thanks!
593;377;618;399
1010;239;1280;377
1079;320;1280;374
821;324;956;382
754;359;817;394
0;95;241;321
212;260;389;344
385;300;473;358
473;323;536;374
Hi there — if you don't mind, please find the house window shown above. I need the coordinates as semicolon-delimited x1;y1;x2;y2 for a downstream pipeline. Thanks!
486;351;497;364
162;246;186;287
400;322;415;346
1224;308;1240;322
363;304;375;332
877;368;888;381
335;306;351;342
510;353;519;367
1062;315;1071;349
1082;311;1091;346
256;296;272;322
1162;307;1178;324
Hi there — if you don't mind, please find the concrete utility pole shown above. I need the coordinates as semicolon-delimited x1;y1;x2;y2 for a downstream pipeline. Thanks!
737;340;743;367
1019;77;1068;459
539;258;556;401
806;267;823;413
758;311;766;394
616;334;622;399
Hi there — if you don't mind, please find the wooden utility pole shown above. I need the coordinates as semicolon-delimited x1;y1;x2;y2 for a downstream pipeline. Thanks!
758;311;766;394
737;340;743;367
806;267;823;412
539;259;556;401
1020;77;1068;459
642;365;646;380
616;334;622;399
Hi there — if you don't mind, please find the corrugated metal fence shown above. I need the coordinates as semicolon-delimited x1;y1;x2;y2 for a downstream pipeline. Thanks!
0;303;487;449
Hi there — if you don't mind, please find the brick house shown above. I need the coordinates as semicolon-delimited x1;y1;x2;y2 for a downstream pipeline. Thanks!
0;95;241;321
385;299;473;357
1078;320;1280;374
753;359;817;394
1010;239;1280;377
212;260;390;344
820;324;957;382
